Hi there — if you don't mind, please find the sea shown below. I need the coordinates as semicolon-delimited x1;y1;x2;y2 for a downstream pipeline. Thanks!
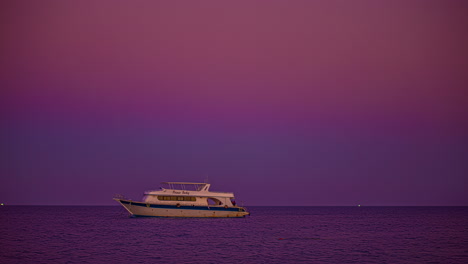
1;206;467;263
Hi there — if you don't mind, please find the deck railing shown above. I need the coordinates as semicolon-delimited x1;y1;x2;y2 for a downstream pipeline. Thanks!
113;194;129;200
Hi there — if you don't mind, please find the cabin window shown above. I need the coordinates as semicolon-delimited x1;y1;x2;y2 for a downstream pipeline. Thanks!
157;196;196;202
207;198;221;205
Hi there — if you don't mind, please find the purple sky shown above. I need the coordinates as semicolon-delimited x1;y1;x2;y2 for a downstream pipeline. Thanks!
1;0;467;205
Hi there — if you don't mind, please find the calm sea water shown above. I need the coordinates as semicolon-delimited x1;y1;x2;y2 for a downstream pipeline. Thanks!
1;206;467;263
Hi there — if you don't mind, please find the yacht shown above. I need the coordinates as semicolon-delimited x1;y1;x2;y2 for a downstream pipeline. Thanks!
114;182;250;217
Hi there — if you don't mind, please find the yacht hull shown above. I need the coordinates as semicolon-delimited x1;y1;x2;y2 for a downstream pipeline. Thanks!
115;199;249;218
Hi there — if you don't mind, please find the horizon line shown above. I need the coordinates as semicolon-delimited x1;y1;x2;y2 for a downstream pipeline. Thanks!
1;204;467;207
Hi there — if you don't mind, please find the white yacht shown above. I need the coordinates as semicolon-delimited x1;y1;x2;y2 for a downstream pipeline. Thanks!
114;182;250;218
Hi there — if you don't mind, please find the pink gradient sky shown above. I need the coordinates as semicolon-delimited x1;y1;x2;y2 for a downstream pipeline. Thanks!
1;0;467;205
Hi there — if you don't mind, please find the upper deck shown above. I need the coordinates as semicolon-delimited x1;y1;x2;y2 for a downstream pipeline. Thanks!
144;182;234;198
161;182;210;192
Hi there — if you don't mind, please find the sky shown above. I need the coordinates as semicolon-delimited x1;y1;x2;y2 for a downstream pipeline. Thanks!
1;0;467;206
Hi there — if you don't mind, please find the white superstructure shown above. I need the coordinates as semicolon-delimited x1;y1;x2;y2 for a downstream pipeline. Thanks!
114;182;249;218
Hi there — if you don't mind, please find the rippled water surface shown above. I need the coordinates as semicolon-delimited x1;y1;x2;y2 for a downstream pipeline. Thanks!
1;206;467;263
